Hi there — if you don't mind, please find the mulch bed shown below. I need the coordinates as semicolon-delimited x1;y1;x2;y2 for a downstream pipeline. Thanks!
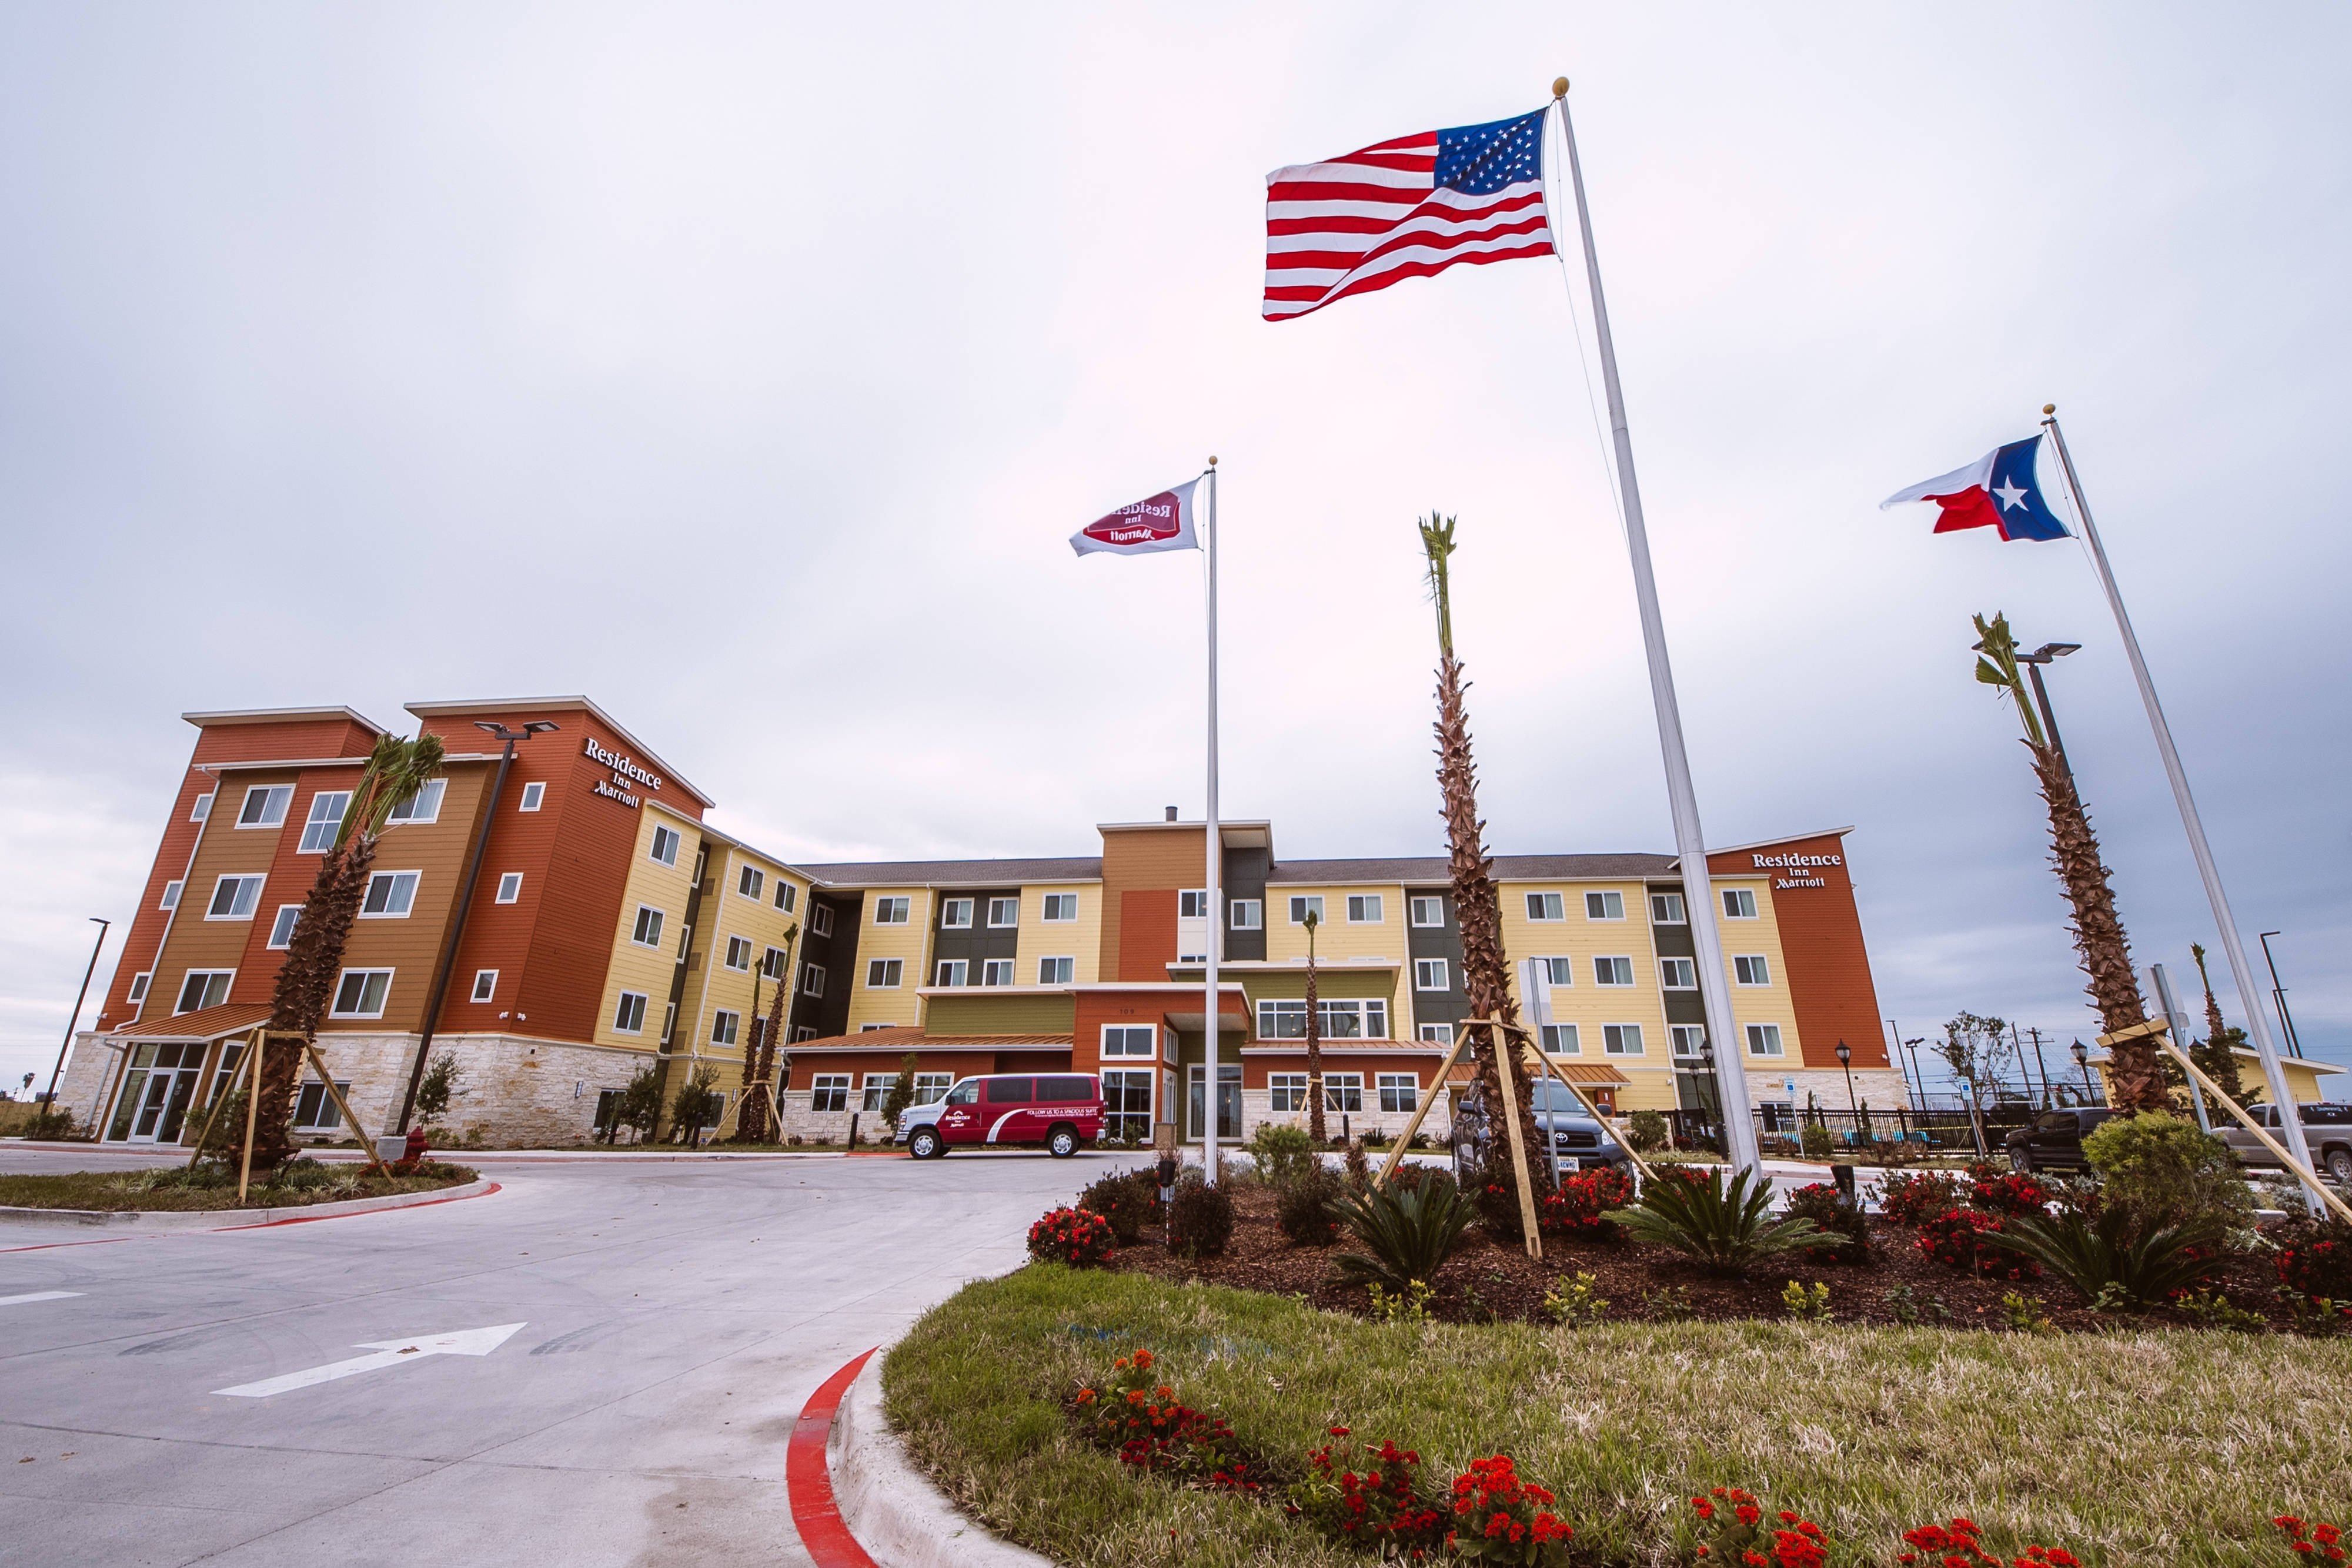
1102;1181;2307;1334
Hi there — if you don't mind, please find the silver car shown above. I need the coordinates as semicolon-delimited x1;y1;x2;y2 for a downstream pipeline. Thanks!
2220;1101;2352;1186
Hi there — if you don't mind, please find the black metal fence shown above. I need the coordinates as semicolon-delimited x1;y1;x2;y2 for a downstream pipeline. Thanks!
1657;1101;2091;1158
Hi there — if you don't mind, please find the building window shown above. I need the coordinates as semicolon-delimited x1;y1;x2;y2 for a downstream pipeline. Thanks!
1347;894;1383;924
809;902;833;937
874;896;911;925
1268;1074;1309;1113
161;880;183;911
612;991;648;1033
1287;895;1324;925
1541;1023;1580;1055
1418;1022;1453;1046
710;1010;740;1047
238;784;293;827
1409;895;1445;927
801;963;826;997
519;781;545;812
1414;957;1449;991
471;969;498;1003
1228;898;1262;930
1722;887;1758;919
1602;1023;1643;1056
1746;1023;1785;1057
1302;999;1387;1038
126;972;152;1005
941;898;974;928
632;906;665;947
737;865;764;900
761;946;790;979
298;791;350;854
934;959;968;987
676;922;693;960
775;881;797;914
912;1073;954;1105
1659;957;1697;989
1041;892;1078;922
206;875;266;920
981;958;1014;987
1525;892;1565;921
987;897;1018;927
332;969;393;1019
292;1079;353;1131
867;958;904;988
1536;957;1573;986
1178;890;1208;919
267;905;302;950
650;825;682;866
1671;1024;1706;1059
1585;890;1625;921
1257;999;1306;1038
1734;954;1771;986
1101;1069;1150;1141
175;970;233;1014
858;1022;897;1032
496;872;523;904
385;780;446;824
794;1026;818;1042
191;791;213;823
1650;891;1686;924
860;1074;899;1113
1593;955;1634;987
662;1002;678;1044
724;936;753;972
1378;1074;1418;1113
1102;1024;1157;1059
1037;956;1074;984
360;871;419;917
1323;1073;1364;1112
811;1075;851;1112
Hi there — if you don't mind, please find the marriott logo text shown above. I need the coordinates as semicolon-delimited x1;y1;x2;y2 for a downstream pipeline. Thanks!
584;738;663;792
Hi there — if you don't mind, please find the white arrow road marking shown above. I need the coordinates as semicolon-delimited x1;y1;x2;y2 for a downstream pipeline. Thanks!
0;1291;83;1308
215;1322;527;1399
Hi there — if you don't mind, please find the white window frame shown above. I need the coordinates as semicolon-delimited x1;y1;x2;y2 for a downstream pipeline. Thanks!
858;1073;902;1113
723;935;754;972
987;897;1019;928
1671;1024;1706;1059
496;871;523;904
1650;891;1686;924
518;780;545;812
1659;956;1698;990
1746;1023;1786;1057
1322;1072;1364;1113
160;880;183;911
1593;955;1635;987
1314;999;1386;1039
190;790;213;823
175;969;235;1015
710;1010;741;1047
126;971;152;1005
934;959;968;987
385;779;446;825
940;897;974;929
809;902;834;937
774;881;798;913
1525;891;1565;921
1722;887;1759;920
1101;1024;1157;1059
1733;954;1771;986
808;1074;851;1112
471;969;499;1003
266;905;302;950
1602;1022;1645;1057
1037;955;1074;984
1287;894;1324;925
1377;1074;1419;1114
1178;889;1209;920
359;870;420;918
801;962;826;998
649;825;682;867
236;784;293;828
1257;999;1307;1039
298;791;350;854
1418;1022;1453;1046
874;896;912;925
981;958;1014;987
662;1001;677;1044
1408;895;1445;928
1228;898;1262;930
1041;892;1078;923
867;958;904;989
612;990;649;1034
1538;956;1573;986
1268;1073;1309;1113
1541;1022;1581;1055
205;874;266;921
858;1022;897;1032
630;905;665;948
738;865;764;900
761;945;789;979
331;968;394;1019
1414;957;1449;992
1585;890;1625;921
1346;894;1384;924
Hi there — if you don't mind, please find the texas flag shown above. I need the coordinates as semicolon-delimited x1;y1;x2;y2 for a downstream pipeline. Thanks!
1880;434;2072;541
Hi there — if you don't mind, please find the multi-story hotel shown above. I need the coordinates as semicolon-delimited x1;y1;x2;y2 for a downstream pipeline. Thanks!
58;698;1906;1149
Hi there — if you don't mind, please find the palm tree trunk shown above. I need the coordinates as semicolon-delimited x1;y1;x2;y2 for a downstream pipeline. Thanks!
253;834;377;1169
1305;919;1326;1144
2030;744;2162;1111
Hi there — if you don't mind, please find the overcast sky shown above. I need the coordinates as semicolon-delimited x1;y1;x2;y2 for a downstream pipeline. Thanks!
4;3;2347;1103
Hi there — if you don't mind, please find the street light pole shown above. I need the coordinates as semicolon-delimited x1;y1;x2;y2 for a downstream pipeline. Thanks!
2069;1039;2098;1106
42;917;111;1109
2026;1027;2054;1109
2257;932;2303;1059
1834;1040;1857;1118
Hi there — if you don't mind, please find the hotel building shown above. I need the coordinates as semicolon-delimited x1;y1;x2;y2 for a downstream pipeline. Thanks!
59;698;1906;1149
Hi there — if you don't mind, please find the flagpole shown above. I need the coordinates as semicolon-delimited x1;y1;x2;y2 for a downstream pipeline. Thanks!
1551;79;1762;1178
2039;407;2322;1213
1202;457;1223;1184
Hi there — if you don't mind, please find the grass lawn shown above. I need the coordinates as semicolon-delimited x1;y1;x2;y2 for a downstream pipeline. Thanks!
0;1161;480;1212
884;1264;2350;1567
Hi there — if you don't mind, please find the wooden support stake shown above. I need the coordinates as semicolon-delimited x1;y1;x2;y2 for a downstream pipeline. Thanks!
2159;1035;2352;1227
1522;1044;1658;1183
304;1042;392;1177
1372;1031;1470;1191
188;1028;260;1171
1487;1016;1543;1259
237;1036;263;1204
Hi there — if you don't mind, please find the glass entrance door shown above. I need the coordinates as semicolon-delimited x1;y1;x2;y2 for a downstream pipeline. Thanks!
114;1042;202;1143
1185;1063;1241;1142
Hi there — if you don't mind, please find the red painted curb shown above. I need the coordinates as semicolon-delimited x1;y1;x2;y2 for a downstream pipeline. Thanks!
789;1347;881;1568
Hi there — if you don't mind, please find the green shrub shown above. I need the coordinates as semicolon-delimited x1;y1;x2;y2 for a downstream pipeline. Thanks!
1781;1181;1868;1263
1275;1161;1344;1245
1625;1109;1668;1153
1078;1169;1158;1244
1245;1122;1317;1187
2082;1112;2253;1234
1800;1124;1833;1159
1166;1172;1234;1259
1780;1279;1832;1321
1601;1168;1824;1275
1982;1206;2223;1309
1330;1169;1473;1294
1542;1271;1609;1326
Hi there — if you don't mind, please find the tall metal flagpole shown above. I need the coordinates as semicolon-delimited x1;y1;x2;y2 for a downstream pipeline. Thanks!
1202;457;1223;1184
1552;81;1762;1176
2040;408;2322;1212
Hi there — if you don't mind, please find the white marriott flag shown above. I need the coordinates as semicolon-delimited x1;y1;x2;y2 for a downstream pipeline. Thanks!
1070;477;1201;556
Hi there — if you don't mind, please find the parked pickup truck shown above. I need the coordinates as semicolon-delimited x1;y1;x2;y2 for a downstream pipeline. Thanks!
2004;1107;2117;1174
2219;1102;2352;1186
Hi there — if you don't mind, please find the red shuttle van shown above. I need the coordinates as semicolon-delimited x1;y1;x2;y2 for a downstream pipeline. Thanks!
901;1073;1103;1159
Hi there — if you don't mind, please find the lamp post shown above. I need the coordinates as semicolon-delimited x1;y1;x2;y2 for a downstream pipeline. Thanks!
1902;1037;1927;1106
1698;1037;1723;1151
1975;634;2084;781
2257;932;2304;1059
42;917;111;1110
2069;1039;2097;1105
1834;1039;1857;1118
397;719;560;1133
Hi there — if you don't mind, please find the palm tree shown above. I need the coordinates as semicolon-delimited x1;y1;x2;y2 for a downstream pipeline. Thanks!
732;925;796;1144
252;732;447;1169
1972;613;2163;1112
1419;512;1542;1211
2187;943;2249;1105
1303;908;1326;1144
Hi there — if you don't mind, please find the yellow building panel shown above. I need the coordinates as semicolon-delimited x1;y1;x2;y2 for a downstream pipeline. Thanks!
1498;880;1668;1069
846;886;932;1031
1716;877;1802;1073
676;844;807;1068
593;805;704;1050
1012;880;1104;988
1262;884;1407;966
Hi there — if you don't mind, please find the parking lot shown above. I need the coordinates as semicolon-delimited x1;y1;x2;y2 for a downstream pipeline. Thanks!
0;1144;1104;1567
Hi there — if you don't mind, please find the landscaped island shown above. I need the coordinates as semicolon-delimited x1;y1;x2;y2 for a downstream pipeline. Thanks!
0;1159;479;1213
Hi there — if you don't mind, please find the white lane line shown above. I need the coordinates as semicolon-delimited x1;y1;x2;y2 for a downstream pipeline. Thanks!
0;1290;84;1307
214;1320;527;1399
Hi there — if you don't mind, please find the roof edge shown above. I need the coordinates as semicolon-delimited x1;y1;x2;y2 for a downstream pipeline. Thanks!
404;696;716;807
182;706;388;734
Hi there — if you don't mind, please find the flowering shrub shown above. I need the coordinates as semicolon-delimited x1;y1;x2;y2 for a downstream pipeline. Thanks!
1781;1182;1867;1263
1538;1167;1635;1241
1446;1455;1575;1564
1687;1487;1826;1568
2276;1515;2347;1563
2273;1217;2352;1318
1077;1169;1158;1243
1071;1348;1238;1478
1288;1427;1446;1554
1916;1208;2037;1279
1879;1171;1965;1227
1026;1205;1115;1267
1895;1516;2079;1567
1969;1170;2056;1218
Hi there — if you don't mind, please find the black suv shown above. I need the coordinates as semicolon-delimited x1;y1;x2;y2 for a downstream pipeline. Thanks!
2004;1107;2117;1174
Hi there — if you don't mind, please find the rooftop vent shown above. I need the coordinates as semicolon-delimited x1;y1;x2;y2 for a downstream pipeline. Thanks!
1165;806;1178;821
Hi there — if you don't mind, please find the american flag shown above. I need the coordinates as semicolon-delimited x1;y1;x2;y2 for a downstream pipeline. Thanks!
1262;108;1554;322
